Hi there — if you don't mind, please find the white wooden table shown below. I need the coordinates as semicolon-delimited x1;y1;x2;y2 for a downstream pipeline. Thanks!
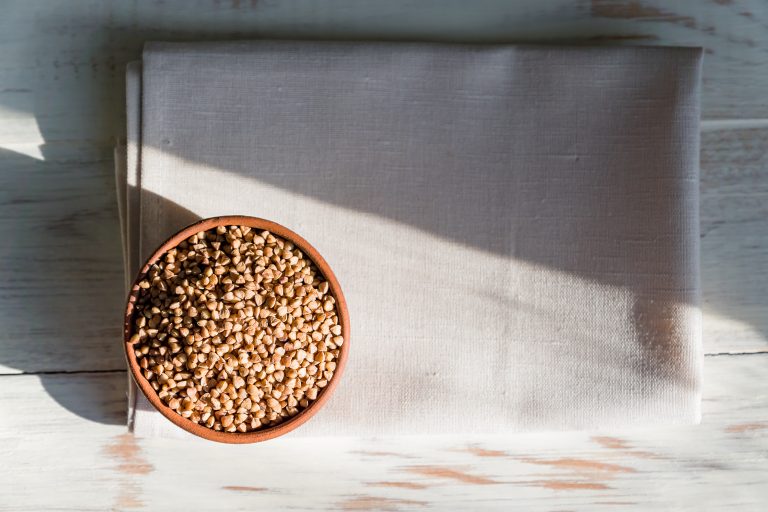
1;1;766;510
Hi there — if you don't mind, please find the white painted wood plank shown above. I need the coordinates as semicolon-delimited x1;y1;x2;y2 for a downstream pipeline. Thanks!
700;128;768;353
1;355;766;511
0;142;126;373
0;0;767;149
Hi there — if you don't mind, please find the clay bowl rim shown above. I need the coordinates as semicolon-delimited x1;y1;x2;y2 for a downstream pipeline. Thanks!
123;215;350;444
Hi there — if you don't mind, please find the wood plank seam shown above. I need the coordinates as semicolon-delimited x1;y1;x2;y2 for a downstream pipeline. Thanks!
0;369;126;377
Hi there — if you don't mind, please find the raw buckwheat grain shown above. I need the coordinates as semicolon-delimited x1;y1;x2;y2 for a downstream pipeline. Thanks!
130;226;343;433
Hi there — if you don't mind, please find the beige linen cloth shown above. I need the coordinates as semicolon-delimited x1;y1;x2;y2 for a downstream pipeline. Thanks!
118;41;703;437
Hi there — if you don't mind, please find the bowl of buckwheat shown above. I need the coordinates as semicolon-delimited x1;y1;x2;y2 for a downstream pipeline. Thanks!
123;216;349;443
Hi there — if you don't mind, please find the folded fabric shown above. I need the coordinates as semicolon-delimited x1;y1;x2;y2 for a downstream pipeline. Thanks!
120;41;703;437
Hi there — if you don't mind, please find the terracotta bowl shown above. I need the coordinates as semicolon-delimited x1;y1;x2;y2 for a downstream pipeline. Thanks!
123;216;350;443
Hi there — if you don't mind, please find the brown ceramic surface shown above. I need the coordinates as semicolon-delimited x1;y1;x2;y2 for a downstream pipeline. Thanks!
124;216;350;443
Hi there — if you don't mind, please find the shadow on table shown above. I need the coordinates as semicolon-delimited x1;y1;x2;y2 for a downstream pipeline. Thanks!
0;146;200;424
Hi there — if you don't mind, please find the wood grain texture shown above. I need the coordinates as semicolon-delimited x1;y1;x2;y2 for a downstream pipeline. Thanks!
0;355;766;511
